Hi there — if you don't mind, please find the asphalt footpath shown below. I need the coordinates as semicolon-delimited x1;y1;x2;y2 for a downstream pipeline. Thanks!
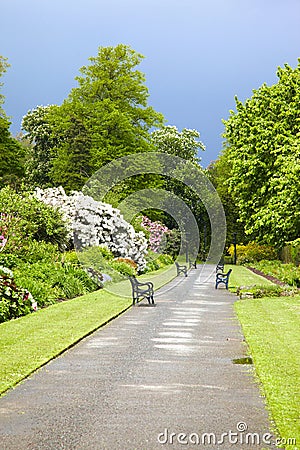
0;264;277;450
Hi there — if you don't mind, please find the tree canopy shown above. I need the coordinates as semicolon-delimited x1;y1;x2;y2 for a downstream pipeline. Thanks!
221;60;300;247
0;56;25;188
22;45;164;191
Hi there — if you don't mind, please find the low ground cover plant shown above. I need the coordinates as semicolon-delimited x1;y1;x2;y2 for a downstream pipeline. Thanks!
251;260;300;287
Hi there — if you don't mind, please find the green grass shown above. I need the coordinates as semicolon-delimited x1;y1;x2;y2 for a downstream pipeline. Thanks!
228;265;300;447
0;265;176;396
0;290;132;395
235;296;300;450
226;264;275;292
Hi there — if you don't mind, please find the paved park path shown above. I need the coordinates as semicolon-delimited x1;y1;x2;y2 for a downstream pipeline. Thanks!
0;265;275;449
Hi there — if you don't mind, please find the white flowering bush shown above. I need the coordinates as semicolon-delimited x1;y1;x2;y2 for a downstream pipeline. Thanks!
35;187;148;271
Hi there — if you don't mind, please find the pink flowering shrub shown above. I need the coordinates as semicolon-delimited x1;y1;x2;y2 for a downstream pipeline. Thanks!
142;216;169;253
0;267;37;323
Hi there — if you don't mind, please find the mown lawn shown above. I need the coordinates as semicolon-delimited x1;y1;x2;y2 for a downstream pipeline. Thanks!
233;266;300;450
226;264;275;292
0;265;176;396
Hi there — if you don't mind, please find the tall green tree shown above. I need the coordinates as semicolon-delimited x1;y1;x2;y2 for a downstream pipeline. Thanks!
151;125;205;162
150;125;209;250
222;60;300;247
207;155;248;247
0;56;25;188
49;44;164;191
51;115;92;192
22;105;57;187
0;56;9;118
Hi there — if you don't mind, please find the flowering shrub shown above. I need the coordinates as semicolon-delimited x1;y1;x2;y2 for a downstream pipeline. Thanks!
141;216;169;253
0;266;37;323
0;187;69;254
228;242;277;264
35;187;148;271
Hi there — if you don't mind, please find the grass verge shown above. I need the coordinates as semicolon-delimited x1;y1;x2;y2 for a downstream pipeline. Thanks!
0;265;176;396
226;264;275;292
228;265;300;447
234;295;300;449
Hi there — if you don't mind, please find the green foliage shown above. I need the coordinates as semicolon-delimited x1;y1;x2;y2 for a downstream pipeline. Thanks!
237;284;292;298
251;260;300;287
131;215;150;237
110;260;136;276
0;117;25;188
143;251;174;273
228;242;277;264
281;238;300;266
13;260;98;307
164;228;181;258
151;125;204;162
21;105;58;187
207;158;247;247
115;257;137;269
96;245;114;260
0;55;10;117
50;113;93;192
18;240;59;264
222;60;300;247
0;253;19;268
23;45;164;192
0;268;35;323
0;186;69;252
61;250;80;266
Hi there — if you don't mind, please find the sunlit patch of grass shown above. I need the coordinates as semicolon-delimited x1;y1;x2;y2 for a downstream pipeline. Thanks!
235;296;300;449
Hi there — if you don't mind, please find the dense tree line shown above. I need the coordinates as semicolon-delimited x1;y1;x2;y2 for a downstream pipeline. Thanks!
0;46;207;253
2;46;298;251
210;60;300;248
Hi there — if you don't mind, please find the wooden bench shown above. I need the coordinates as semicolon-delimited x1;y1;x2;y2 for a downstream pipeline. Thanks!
175;262;188;277
215;269;232;290
128;275;154;305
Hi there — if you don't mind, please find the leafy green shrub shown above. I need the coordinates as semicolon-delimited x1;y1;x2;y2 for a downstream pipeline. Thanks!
18;240;59;264
0;186;69;254
252;260;300;287
237;284;295;298
110;261;136;276
281;238;300;266
97;245;114;260
14;261;99;306
115;257;137;269
157;253;173;265
228;242;277;264
143;251;173;273
0;253;19;268
61;250;80;266
164;229;181;258
290;239;300;266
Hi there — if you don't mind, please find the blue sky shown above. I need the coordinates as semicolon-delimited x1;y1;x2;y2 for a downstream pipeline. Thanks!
1;0;299;167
